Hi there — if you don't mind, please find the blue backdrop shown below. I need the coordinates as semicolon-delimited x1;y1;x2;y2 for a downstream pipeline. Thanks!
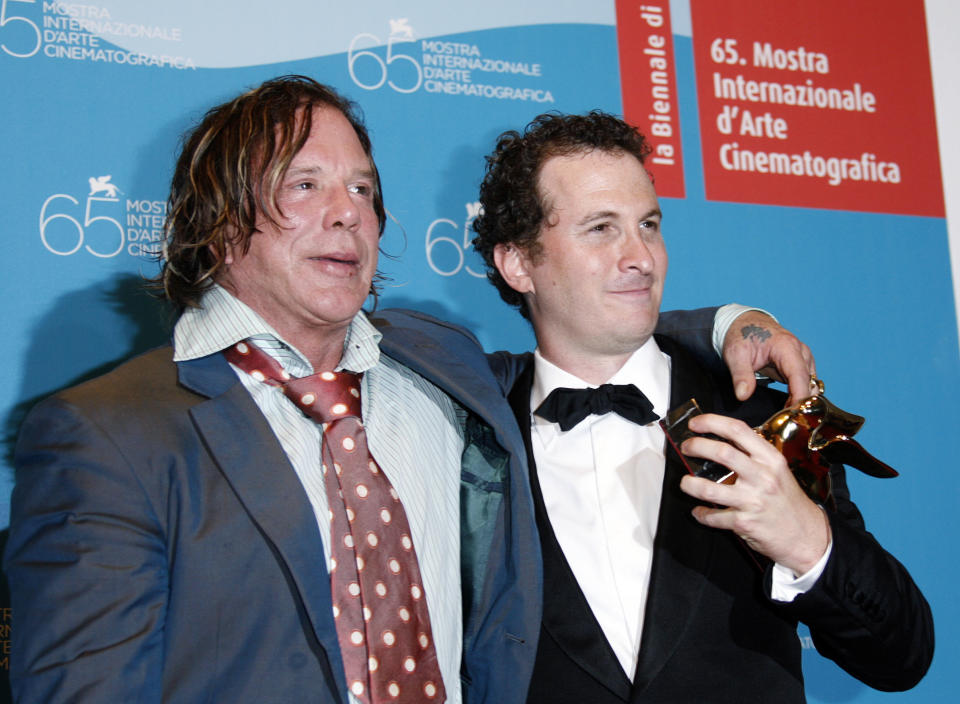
2;1;957;700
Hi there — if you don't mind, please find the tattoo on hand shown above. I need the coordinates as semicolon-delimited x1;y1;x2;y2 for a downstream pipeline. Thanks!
741;324;772;343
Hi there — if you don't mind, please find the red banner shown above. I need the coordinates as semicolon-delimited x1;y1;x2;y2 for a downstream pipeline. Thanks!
689;0;943;216
616;0;685;198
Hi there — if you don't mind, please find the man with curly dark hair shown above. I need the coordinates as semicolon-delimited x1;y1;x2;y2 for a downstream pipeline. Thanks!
473;111;650;322
472;111;932;703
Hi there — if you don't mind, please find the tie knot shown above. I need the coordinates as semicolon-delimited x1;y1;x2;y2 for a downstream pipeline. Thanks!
223;340;363;424
286;370;363;424
586;384;620;415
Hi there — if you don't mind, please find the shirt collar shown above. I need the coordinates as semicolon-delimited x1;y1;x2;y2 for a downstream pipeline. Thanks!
173;284;382;374
530;336;672;419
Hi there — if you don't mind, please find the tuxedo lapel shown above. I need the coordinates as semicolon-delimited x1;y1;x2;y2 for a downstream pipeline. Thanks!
509;361;632;701
631;336;722;694
178;353;348;702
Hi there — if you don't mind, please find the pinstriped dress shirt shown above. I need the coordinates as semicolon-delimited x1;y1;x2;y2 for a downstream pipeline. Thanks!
174;285;463;704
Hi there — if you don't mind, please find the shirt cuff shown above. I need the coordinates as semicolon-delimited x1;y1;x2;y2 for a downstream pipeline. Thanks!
770;539;833;602
711;304;779;360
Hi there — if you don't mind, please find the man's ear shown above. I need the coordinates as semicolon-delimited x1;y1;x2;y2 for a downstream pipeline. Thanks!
493;243;535;294
217;228;240;267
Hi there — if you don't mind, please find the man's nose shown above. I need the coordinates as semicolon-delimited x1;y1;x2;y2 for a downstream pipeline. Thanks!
620;231;655;273
323;184;361;230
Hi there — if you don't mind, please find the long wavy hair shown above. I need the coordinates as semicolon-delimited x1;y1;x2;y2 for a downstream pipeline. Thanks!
156;75;386;311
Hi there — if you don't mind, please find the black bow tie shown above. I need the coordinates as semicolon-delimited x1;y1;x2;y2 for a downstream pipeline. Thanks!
535;383;658;431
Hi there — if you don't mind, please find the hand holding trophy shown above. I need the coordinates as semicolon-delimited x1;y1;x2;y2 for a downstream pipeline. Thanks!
664;377;898;509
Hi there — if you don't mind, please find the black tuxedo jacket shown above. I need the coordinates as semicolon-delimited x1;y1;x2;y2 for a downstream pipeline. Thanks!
505;336;933;703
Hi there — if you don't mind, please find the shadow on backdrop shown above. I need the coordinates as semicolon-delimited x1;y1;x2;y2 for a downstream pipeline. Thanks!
3;273;173;470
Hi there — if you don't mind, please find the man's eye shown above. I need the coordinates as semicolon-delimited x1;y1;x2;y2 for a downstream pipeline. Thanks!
350;184;372;196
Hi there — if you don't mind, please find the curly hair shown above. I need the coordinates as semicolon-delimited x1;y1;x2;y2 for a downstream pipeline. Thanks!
472;111;652;319
156;75;386;311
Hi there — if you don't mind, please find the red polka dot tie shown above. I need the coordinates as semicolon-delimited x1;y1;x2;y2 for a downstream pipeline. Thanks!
224;340;446;704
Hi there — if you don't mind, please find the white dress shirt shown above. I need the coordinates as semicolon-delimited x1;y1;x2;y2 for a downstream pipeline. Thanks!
529;335;829;681
530;338;671;679
174;285;463;704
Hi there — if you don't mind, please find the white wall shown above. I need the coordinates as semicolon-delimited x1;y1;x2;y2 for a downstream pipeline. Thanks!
926;0;960;345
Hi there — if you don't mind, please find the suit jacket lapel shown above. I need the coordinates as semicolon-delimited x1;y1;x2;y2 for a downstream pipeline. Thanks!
509;360;633;701
378;324;507;424
178;353;349;702
631;336;722;693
